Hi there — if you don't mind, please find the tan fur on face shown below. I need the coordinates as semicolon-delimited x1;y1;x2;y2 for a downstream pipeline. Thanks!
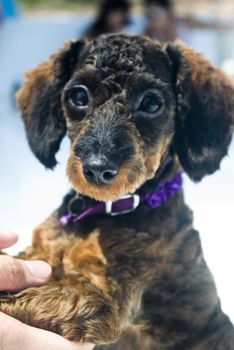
66;135;173;201
145;136;173;180
67;153;145;201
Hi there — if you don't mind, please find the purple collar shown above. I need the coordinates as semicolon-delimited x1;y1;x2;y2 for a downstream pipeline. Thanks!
59;172;183;227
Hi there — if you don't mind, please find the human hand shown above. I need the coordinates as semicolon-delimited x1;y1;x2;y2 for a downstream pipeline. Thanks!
0;231;94;350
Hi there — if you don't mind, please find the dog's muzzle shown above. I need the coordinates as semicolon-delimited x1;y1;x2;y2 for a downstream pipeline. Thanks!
83;155;119;186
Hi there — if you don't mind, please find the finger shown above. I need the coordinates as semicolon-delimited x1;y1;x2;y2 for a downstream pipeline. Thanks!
0;231;18;249
0;256;52;291
0;312;94;350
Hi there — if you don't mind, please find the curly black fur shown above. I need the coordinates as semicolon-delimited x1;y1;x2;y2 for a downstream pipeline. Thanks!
11;34;234;349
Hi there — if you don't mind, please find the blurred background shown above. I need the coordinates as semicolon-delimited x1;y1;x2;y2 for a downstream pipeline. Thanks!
0;0;234;323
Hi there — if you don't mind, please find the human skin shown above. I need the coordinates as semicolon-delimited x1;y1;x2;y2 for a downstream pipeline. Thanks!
0;231;94;350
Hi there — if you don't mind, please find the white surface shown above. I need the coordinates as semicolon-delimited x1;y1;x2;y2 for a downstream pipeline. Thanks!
0;14;233;324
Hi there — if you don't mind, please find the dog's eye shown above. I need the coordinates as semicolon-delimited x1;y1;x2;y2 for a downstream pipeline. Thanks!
68;86;89;108
139;93;162;114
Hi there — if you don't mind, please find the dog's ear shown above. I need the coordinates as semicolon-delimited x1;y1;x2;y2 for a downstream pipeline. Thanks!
17;40;84;169
165;41;234;181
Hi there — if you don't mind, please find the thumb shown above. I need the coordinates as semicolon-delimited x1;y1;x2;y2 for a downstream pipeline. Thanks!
0;256;51;292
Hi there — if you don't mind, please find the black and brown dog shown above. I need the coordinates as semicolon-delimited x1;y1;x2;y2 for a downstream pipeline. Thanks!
1;34;234;349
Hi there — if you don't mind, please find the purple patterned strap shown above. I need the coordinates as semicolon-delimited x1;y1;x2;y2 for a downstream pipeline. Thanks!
59;172;183;226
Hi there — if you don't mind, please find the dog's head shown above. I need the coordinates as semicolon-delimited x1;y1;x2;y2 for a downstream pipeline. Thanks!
17;34;234;201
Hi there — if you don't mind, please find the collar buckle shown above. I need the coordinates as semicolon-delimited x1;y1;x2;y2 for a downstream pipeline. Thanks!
68;193;85;216
105;194;140;216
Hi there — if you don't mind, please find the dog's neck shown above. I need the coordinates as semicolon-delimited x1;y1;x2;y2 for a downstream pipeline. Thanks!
59;153;182;227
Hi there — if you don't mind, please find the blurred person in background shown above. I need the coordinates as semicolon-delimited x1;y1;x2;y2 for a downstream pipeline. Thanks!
143;0;176;42
83;0;131;40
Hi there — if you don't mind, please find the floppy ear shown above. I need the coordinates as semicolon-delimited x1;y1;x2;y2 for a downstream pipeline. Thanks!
166;41;234;181
17;40;84;169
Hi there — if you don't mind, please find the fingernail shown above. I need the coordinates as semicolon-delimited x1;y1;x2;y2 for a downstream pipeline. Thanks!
24;260;52;280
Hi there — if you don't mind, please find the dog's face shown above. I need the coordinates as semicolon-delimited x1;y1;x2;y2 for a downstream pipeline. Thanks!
65;36;175;200
17;34;234;201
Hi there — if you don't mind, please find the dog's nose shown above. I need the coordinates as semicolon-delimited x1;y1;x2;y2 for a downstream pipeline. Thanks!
83;156;118;185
